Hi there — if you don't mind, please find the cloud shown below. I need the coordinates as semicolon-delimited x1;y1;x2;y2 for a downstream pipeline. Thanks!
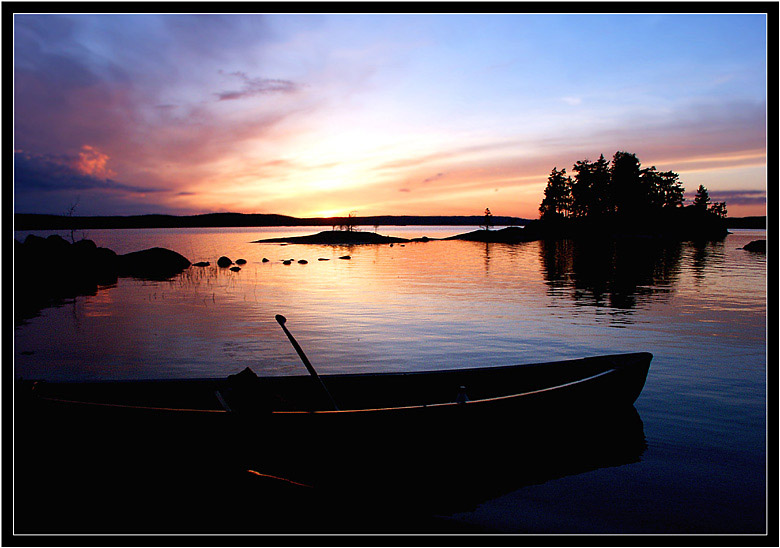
215;71;301;101
422;172;446;183
14;150;158;194
561;96;582;106
708;189;766;206
74;145;116;178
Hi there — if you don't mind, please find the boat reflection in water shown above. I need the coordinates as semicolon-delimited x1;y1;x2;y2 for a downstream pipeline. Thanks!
16;352;649;533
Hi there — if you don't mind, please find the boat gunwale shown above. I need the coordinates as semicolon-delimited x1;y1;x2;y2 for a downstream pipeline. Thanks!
274;367;621;415
24;352;651;415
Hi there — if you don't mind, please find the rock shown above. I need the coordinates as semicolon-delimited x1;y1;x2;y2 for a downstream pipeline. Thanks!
283;260;292;265
262;258;269;262
318;258;330;261
298;259;308;264
72;239;98;254
15;241;189;324
118;247;191;280
193;261;210;267
339;255;351;260
235;259;247;265
217;256;233;267
46;234;71;253
230;266;241;272
743;240;766;252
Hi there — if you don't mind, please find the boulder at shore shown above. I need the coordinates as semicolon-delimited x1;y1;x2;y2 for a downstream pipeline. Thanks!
742;240;766;253
118;247;191;280
15;237;191;324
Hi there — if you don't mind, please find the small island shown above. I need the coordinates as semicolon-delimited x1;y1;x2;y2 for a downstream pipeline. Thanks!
252;230;409;245
529;151;729;241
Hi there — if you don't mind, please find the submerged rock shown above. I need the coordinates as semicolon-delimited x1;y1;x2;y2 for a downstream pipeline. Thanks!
339;255;351;260
298;259;308;264
230;266;241;272
235;259;247;265
217;256;233;267
193;261;210;267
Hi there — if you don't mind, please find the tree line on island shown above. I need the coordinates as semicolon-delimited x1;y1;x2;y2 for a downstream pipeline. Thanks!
520;151;730;240
539;151;726;221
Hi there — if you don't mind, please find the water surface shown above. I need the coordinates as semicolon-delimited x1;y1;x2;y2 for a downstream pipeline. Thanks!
13;226;767;534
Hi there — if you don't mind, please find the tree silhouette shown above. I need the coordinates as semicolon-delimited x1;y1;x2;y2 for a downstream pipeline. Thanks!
539;167;572;219
537;151;727;238
641;167;685;210
480;207;494;230
541;151;695;220
709;201;727;218
692;185;710;210
610;151;642;215
570;159;595;218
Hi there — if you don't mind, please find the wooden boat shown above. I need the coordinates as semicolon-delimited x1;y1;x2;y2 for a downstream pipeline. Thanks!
20;351;651;424
15;346;652;533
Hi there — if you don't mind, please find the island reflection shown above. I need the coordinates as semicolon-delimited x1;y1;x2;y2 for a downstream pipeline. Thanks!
538;239;687;311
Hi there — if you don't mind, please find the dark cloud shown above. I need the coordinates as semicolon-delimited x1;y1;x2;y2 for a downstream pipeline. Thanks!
215;71;300;101
14;151;159;195
708;189;766;206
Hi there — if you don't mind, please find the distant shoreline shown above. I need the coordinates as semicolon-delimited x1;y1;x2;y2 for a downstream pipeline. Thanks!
13;212;765;231
14;212;528;231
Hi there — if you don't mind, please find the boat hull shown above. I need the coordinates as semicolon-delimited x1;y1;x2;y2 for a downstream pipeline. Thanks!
15;352;651;533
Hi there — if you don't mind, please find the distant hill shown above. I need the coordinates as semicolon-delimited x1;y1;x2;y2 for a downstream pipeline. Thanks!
14;213;530;230
725;216;766;229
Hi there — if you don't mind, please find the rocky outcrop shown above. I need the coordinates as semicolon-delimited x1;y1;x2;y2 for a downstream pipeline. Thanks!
252;230;409;245
445;226;533;243
14;235;190;325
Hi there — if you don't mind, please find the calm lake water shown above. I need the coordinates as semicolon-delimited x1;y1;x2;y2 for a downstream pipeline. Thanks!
13;226;767;534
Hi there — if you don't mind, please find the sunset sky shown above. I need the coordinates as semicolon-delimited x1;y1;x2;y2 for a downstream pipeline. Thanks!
14;12;768;218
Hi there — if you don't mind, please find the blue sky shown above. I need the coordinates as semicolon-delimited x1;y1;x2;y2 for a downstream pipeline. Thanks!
14;12;767;217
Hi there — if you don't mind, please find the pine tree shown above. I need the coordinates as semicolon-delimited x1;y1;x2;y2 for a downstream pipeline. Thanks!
539;168;572;219
692;185;710;210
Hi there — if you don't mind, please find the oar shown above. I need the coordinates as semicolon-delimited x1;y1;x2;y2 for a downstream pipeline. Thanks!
275;314;339;411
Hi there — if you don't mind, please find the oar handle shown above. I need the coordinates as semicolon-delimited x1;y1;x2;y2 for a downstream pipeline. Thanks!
275;315;339;411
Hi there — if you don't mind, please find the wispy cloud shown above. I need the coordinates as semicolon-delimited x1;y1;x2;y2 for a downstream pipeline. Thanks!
215;71;301;101
422;172;446;184
708;189;766;206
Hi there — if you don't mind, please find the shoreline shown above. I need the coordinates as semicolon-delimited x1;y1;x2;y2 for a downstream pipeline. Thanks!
13;212;765;231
